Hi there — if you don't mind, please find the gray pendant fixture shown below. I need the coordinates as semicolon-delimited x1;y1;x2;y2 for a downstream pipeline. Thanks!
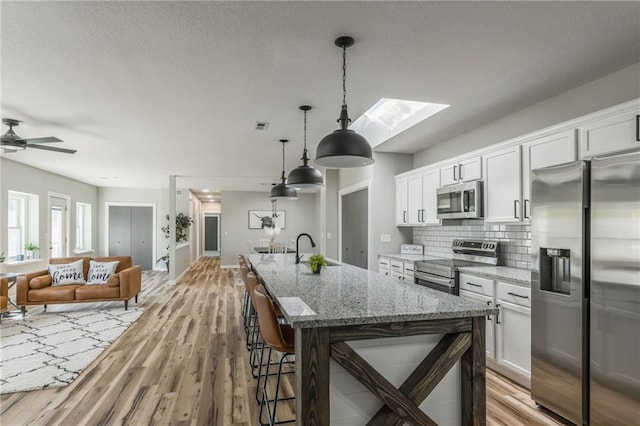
315;36;374;168
287;105;324;188
270;139;298;201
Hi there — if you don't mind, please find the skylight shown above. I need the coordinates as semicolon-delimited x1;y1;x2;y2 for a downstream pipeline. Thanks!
350;98;449;148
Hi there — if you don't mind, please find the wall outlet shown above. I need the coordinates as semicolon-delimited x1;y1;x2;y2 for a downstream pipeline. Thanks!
327;232;332;239
380;234;392;243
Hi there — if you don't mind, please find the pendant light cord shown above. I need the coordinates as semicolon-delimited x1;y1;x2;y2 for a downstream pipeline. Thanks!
342;44;347;107
281;141;286;182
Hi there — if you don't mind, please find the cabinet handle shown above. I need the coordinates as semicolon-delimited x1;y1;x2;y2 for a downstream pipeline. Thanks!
507;292;529;299
466;282;482;288
487;301;492;321
524;199;530;219
453;165;457;181
459;163;463;180
513;200;520;219
496;303;501;324
403;210;407;223
417;209;422;222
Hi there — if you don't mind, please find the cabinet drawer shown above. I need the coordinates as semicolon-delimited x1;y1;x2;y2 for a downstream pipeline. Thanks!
459;273;495;297
390;260;403;272
378;257;390;267
497;281;531;308
403;262;415;277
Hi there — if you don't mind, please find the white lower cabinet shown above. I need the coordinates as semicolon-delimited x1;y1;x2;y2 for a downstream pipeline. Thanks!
460;273;531;388
459;289;495;361
378;257;390;276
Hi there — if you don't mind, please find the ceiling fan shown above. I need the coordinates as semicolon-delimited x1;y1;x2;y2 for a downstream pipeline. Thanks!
1;118;76;154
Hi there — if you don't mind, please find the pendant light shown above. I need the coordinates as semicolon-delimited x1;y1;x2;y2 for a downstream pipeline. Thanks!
315;36;374;168
287;105;324;188
270;139;298;201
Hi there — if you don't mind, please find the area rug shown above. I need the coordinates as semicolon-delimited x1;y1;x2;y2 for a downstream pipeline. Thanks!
0;306;144;394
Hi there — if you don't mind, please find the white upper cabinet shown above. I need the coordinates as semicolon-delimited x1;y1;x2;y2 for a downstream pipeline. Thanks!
421;169;441;225
440;156;482;186
580;110;639;158
483;146;522;223
521;129;577;220
407;173;423;225
395;177;408;226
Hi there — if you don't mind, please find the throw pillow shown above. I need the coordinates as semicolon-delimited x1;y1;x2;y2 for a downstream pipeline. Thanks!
87;260;120;284
49;259;87;286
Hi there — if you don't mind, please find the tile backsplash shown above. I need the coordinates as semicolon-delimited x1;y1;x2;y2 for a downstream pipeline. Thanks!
413;221;532;269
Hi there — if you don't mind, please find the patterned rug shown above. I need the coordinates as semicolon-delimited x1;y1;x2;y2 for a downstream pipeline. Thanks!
0;305;144;394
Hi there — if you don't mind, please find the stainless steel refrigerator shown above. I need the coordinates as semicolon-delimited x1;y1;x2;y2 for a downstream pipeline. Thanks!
531;149;640;425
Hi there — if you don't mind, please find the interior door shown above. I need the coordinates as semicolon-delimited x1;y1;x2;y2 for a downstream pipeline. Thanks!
109;205;153;270
131;206;153;270
50;196;68;258
204;215;219;251
341;188;368;269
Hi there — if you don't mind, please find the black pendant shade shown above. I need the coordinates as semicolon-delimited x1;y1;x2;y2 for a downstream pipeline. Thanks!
270;139;298;201
315;36;374;169
287;105;324;188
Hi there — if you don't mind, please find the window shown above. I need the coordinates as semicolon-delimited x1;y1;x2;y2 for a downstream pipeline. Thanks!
7;191;39;261
75;202;92;251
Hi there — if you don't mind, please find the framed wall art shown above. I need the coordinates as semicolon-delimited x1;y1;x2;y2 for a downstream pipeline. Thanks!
248;210;286;229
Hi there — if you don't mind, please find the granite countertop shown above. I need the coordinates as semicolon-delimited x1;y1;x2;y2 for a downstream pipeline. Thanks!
378;253;442;262
247;253;497;329
457;266;531;287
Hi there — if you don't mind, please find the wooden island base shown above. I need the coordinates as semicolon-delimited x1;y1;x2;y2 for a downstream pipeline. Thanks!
295;317;486;426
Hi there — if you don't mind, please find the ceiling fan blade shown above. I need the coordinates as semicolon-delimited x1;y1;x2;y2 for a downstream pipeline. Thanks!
28;144;77;154
23;136;63;144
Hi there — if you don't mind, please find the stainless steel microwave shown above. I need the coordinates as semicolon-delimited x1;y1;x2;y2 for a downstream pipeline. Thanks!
436;181;483;219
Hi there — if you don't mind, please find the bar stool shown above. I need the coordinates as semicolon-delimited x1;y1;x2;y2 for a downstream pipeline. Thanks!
253;284;295;425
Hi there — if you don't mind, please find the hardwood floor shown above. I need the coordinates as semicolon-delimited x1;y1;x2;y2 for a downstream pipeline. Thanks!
1;257;567;425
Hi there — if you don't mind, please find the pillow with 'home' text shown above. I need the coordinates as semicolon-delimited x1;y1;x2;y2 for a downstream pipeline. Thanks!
49;259;87;286
87;260;120;284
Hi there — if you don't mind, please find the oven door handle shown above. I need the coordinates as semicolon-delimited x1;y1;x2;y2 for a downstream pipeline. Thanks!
414;271;455;288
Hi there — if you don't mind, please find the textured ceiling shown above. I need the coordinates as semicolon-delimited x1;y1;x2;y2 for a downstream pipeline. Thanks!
1;1;639;191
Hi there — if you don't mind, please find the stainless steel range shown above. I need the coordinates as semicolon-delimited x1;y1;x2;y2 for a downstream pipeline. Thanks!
415;239;500;294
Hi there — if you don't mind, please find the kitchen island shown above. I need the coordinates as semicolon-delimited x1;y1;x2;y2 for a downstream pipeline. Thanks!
248;253;497;425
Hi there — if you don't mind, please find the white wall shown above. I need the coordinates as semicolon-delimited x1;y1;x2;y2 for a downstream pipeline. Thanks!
338;152;413;269
324;170;339;260
414;62;640;167
220;191;320;267
0;158;98;274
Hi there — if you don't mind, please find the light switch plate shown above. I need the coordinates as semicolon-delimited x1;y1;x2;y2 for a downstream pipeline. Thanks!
327;232;332;239
380;234;392;243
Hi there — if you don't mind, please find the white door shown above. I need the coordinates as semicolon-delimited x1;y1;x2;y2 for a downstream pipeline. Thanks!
522;129;577;220
459;156;482;182
421;169;441;225
460;289;496;361
496;300;531;378
50;196;69;258
483;146;522;222
395;178;408;225
407;174;423;224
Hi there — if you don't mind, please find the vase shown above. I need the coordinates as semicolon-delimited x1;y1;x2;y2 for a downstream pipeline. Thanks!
312;268;321;274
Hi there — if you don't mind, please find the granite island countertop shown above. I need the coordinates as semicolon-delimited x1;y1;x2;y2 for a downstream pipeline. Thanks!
457;265;532;287
247;253;497;329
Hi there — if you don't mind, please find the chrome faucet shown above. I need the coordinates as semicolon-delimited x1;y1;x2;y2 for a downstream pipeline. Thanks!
295;233;316;264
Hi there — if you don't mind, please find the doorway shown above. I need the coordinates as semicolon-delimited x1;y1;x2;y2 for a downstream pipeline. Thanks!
49;194;70;258
204;214;221;256
340;186;369;269
107;205;154;270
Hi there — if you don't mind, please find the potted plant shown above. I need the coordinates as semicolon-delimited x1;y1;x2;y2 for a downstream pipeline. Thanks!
307;253;328;274
25;243;39;260
159;213;194;271
0;251;5;263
